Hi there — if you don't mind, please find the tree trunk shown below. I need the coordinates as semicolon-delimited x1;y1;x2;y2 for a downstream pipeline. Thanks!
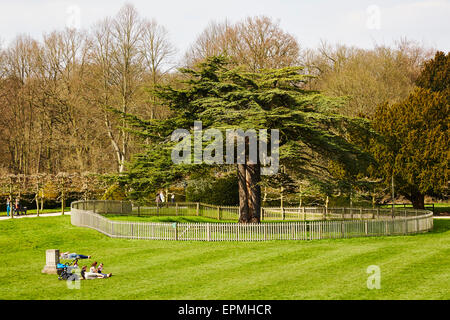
409;192;425;210
238;164;249;222
61;192;65;216
238;163;261;223
35;196;40;217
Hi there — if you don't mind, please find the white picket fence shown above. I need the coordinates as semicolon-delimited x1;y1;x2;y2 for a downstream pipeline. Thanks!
70;200;434;241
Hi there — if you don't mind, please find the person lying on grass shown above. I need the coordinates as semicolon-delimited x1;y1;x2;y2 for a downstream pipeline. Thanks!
80;265;112;279
60;252;91;260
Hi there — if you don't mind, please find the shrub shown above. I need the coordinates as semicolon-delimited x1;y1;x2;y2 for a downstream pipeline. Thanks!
102;184;127;200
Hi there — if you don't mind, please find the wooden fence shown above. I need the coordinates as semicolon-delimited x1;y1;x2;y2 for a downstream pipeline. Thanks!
70;200;433;241
71;200;432;221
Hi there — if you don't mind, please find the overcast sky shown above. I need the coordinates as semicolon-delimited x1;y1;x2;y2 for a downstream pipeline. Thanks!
0;0;449;60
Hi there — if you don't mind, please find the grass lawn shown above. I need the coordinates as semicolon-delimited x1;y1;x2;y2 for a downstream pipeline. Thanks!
104;214;237;223
380;203;450;216
0;215;449;300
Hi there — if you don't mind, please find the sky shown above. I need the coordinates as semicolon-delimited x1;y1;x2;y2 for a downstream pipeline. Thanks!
0;0;449;61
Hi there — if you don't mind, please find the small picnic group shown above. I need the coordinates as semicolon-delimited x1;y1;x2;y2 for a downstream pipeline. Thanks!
5;197;27;216
58;251;112;280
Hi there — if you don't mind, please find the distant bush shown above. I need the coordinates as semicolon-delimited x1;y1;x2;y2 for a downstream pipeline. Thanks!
102;184;127;200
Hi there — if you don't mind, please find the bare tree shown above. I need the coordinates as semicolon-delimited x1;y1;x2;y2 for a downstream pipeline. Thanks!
185;16;300;71
139;18;177;119
140;19;176;86
301;39;435;117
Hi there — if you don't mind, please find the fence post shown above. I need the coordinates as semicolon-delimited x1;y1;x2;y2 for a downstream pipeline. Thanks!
282;207;285;221
318;221;322;239
93;201;96;213
323;207;327;221
121;201;124;215
217;206;221;221
196;203;199;216
207;223;211;241
261;208;265;221
176;203;179;216
137;204;140;217
404;210;407;234
360;208;363;220
365;221;368;235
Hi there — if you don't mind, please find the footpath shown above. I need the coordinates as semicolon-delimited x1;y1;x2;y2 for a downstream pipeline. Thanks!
0;211;71;221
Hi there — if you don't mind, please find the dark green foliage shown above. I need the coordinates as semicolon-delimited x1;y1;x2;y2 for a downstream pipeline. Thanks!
120;143;188;202
153;56;372;174
186;175;239;206
120;56;372;212
371;87;449;208
416;51;450;93
369;51;449;208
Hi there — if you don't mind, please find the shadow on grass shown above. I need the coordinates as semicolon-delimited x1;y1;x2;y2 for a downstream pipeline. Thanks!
429;219;450;234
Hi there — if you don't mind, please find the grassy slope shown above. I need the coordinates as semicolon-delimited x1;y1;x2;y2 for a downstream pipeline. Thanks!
0;216;448;300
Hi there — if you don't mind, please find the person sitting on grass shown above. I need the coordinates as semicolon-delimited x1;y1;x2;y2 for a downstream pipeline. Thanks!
60;252;91;260
80;266;111;280
89;262;112;278
97;263;105;274
80;266;102;280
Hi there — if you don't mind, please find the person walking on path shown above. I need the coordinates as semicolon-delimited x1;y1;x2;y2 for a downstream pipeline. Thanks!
155;193;161;205
14;198;20;216
6;198;11;217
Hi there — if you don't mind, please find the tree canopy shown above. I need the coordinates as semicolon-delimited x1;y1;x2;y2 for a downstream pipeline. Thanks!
121;56;372;222
370;51;449;208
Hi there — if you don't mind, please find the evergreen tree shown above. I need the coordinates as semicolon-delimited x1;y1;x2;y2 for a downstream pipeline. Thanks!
370;51;449;209
123;56;371;222
371;87;449;208
416;51;450;93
